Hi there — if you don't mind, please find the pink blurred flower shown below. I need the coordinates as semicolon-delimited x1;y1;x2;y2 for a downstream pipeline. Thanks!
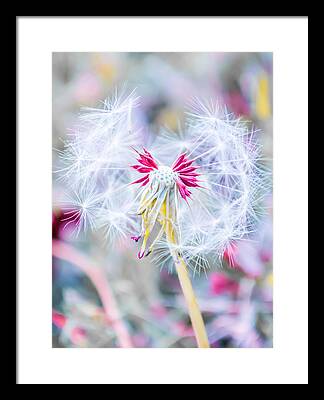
233;241;265;279
224;91;250;117
150;304;168;319
133;333;149;348
175;321;194;337
223;214;273;279
52;310;87;346
211;298;263;348
52;210;79;240
210;272;239;296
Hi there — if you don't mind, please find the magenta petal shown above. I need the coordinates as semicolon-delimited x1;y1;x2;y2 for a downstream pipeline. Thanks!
138;156;158;169
137;166;153;173
132;147;158;169
137;157;152;168
179;177;199;187
176;179;192;200
179;171;200;177
142;148;158;168
174;160;194;172
131;165;152;173
176;166;197;174
131;174;149;185
172;153;187;169
141;177;149;186
143;148;155;160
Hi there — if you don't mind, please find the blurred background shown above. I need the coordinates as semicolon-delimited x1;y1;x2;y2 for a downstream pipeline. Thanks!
52;52;273;348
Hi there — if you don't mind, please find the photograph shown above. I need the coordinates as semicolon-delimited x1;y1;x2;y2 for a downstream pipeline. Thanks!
52;52;273;349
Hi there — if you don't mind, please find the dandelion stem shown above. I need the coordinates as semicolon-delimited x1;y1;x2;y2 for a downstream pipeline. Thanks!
174;254;210;348
165;223;210;348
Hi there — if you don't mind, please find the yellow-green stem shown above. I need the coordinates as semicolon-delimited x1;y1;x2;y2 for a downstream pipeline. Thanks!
166;232;210;348
173;252;210;348
156;197;210;348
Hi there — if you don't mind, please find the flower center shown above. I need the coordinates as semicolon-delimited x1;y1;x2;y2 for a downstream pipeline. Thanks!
149;166;178;188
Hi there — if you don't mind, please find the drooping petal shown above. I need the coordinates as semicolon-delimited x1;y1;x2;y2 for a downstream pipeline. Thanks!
131;174;150;185
131;165;153;173
176;179;192;200
140;177;150;186
179;176;200;188
179;172;200;178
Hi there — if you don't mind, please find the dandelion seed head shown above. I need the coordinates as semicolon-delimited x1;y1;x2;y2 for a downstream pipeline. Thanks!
56;88;269;272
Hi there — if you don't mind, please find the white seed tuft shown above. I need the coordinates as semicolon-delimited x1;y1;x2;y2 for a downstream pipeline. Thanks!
55;89;270;273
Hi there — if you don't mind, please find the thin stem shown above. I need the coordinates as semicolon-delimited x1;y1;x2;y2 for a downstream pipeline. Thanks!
52;239;133;348
170;249;210;348
164;219;210;348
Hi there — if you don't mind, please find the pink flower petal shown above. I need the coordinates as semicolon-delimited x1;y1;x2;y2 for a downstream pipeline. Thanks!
131;174;150;185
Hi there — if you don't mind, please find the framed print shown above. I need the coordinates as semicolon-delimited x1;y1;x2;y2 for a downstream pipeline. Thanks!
17;16;308;384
